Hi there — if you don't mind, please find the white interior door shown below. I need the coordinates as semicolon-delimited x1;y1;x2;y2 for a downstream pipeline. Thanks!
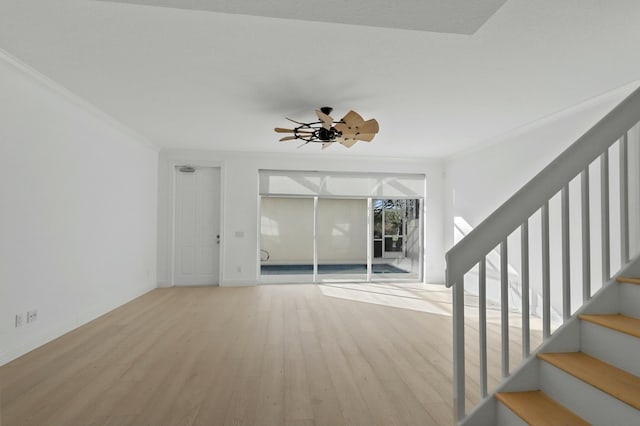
174;166;220;286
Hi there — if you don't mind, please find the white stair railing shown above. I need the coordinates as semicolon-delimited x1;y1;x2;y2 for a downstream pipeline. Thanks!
445;86;640;422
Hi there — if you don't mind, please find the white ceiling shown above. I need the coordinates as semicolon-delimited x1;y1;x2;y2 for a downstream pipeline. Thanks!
100;0;507;34
1;0;640;158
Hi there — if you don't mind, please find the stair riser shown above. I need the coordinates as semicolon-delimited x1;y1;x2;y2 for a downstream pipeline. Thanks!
581;321;640;377
459;400;498;426
540;362;640;426
581;281;620;314
461;271;640;425
496;402;528;426
619;283;640;317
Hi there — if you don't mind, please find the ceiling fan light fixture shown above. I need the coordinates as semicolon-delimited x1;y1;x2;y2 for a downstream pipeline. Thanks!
274;107;379;149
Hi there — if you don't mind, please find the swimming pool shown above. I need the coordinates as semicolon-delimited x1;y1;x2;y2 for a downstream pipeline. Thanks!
260;263;408;275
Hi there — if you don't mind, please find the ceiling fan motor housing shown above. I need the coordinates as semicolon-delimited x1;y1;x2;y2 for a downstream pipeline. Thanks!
318;127;338;141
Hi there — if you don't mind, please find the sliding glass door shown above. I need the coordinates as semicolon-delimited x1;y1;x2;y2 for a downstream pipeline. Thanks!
372;199;421;279
373;199;405;259
260;197;314;280
258;169;425;282
260;196;422;282
317;198;368;281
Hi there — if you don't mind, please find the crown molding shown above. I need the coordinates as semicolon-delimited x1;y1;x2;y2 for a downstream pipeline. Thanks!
0;48;159;152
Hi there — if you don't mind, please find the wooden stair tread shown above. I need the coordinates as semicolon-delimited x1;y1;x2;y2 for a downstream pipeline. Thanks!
495;390;589;425
579;313;640;338
617;276;640;285
538;352;640;410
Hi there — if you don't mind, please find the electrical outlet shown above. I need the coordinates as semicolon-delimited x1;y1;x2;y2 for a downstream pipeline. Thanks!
27;310;37;323
15;313;23;327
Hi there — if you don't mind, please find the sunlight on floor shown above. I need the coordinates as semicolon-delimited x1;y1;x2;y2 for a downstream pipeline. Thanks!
318;282;453;315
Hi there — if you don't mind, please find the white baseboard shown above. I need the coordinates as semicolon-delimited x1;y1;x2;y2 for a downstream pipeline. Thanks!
220;279;256;287
1;315;80;366
76;284;154;325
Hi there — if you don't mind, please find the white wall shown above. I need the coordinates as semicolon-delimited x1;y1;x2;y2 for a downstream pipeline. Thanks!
445;85;638;241
445;84;640;314
0;52;158;365
158;150;445;285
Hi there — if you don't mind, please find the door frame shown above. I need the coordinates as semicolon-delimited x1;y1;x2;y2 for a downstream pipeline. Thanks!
168;161;224;287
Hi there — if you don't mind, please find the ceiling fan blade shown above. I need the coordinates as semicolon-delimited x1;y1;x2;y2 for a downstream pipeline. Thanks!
340;110;365;126
275;127;314;134
315;109;333;130
322;142;333;150
333;122;349;134
338;138;358;148
354;133;377;142
279;136;298;141
355;119;379;135
338;132;376;142
296;141;310;149
337;120;378;137
286;117;305;125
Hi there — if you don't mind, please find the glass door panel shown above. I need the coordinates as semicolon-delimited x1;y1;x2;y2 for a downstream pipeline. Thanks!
372;199;421;279
383;200;404;258
260;197;314;280
317;198;368;281
373;201;383;259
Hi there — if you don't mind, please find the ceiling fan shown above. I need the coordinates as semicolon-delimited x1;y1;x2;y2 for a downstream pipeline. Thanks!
275;107;379;149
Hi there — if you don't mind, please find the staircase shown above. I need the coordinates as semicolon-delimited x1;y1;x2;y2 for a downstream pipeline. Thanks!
494;276;640;425
446;85;640;425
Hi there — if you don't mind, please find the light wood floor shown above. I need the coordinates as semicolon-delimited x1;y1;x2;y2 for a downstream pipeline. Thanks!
0;283;540;426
